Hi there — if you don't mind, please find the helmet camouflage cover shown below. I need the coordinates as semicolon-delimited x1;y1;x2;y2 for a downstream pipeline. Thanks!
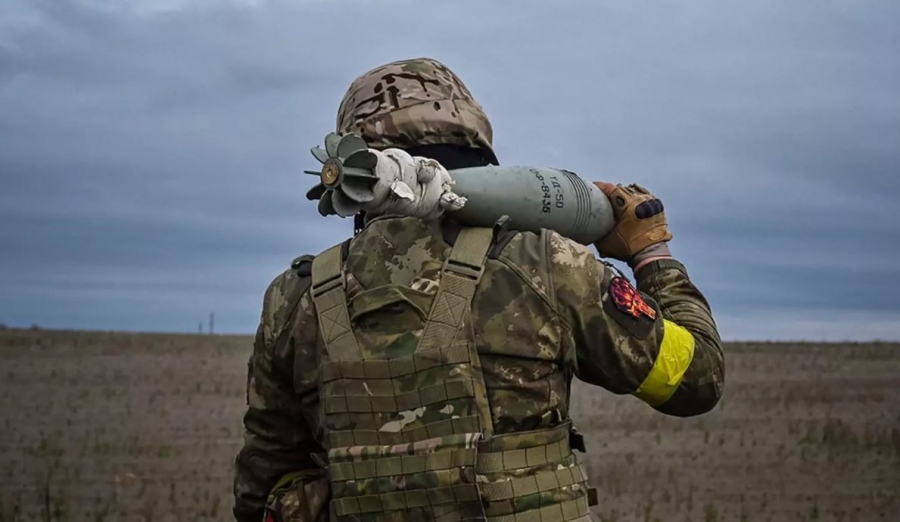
336;57;497;163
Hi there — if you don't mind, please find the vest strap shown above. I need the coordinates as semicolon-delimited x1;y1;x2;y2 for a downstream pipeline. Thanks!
311;244;361;362
416;227;495;437
417;227;493;351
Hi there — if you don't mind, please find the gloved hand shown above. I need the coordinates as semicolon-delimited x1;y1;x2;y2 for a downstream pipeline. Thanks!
592;182;673;267
364;149;466;219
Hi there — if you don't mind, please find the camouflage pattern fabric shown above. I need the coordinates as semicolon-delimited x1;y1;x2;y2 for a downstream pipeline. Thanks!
233;215;725;522
336;58;497;163
314;226;593;521
264;470;330;522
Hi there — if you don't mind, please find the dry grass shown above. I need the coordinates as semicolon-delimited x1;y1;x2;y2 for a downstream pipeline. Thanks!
0;330;897;521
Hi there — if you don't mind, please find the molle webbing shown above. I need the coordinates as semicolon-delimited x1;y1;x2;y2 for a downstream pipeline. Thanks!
332;484;483;516
321;344;473;422
476;422;591;521
328;426;575;482
481;464;588;501
317;228;496;521
330;446;477;482
324;377;475;414
477;437;570;472
328;417;482;448
320;323;486;449
314;227;593;522
475;422;572;473
335;504;489;522
320;344;470;382
484;500;592;522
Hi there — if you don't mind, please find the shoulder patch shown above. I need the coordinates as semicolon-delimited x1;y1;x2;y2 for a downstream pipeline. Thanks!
603;276;658;339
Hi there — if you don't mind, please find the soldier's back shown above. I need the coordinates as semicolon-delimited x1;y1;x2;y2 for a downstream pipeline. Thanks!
338;216;575;434
306;215;594;522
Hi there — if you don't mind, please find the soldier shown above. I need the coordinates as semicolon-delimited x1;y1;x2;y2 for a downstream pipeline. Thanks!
233;58;724;522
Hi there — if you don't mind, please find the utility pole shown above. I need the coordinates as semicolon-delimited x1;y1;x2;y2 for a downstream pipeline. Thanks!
198;321;203;335
209;312;215;335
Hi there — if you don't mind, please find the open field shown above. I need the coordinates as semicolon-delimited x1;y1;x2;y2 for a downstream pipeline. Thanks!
0;329;897;522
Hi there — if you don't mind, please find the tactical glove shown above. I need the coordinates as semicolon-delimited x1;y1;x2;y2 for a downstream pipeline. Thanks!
365;149;466;219
593;183;673;264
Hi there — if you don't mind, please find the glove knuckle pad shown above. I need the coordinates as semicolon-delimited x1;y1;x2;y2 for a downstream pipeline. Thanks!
635;198;664;219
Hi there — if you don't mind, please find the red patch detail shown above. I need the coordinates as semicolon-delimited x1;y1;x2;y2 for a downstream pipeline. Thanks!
609;277;657;320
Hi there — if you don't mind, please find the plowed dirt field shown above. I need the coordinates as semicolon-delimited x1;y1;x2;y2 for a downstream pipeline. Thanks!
1;329;897;521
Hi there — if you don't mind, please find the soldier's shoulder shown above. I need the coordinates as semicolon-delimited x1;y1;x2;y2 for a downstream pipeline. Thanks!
289;254;316;276
258;253;318;348
487;228;539;260
264;237;353;302
265;254;315;294
492;229;594;268
478;228;550;296
493;230;598;295
546;230;597;270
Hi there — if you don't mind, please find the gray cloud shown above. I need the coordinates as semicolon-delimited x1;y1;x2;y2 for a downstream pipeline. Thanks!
1;0;898;339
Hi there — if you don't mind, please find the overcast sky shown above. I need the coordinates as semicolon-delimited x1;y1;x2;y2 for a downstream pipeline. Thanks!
1;0;898;341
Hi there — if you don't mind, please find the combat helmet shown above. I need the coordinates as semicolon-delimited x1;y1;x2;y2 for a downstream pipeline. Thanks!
336;57;498;165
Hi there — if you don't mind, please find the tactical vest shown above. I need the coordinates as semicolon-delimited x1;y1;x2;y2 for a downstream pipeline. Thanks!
310;227;595;522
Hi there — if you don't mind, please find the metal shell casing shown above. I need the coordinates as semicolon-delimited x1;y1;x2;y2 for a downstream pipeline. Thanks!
448;165;615;245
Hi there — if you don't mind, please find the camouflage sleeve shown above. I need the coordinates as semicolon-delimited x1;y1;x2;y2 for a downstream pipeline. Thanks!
631;258;724;416
233;267;324;522
550;232;724;416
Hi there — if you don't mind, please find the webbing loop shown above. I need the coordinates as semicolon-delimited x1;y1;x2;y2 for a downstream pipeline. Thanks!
480;464;587;501
485;498;591;522
476;437;570;474
330;447;478;481
327;415;482;448
333;484;482;516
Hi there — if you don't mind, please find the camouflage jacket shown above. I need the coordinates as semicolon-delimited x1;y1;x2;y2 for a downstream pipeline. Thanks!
233;216;724;522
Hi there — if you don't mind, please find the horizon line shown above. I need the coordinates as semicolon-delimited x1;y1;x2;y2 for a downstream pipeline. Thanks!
1;326;898;345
